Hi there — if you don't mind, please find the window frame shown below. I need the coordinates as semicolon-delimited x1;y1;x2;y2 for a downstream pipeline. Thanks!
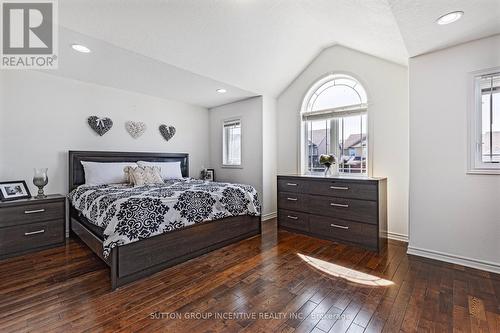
299;73;371;176
467;68;500;175
222;117;243;168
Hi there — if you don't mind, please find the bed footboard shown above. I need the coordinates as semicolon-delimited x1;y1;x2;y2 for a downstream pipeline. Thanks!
72;214;261;290
110;215;260;290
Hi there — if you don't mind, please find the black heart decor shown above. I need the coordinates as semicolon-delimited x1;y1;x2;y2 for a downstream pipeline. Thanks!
159;124;176;141
88;116;113;136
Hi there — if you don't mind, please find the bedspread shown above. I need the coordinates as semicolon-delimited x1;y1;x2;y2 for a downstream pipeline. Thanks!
68;179;260;257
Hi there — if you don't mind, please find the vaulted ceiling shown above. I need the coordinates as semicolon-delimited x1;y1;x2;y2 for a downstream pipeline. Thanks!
388;0;500;56
56;0;500;104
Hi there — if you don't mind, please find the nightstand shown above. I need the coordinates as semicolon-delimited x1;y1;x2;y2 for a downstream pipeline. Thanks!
0;194;65;260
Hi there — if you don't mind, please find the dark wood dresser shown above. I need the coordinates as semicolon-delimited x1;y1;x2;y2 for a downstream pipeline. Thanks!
0;194;65;259
277;175;387;252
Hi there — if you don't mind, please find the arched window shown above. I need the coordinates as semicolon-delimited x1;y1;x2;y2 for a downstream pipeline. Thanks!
301;74;368;175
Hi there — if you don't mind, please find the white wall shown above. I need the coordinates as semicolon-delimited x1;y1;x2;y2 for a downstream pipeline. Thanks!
209;97;264;210
277;45;409;239
0;73;4;177
262;96;278;218
408;35;500;272
0;70;210;195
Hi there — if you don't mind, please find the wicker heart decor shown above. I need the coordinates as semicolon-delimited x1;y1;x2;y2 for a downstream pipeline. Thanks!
159;124;176;141
88;116;113;136
126;121;146;139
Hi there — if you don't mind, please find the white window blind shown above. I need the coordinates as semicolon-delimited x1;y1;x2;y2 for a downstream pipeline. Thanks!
301;103;368;121
223;119;241;166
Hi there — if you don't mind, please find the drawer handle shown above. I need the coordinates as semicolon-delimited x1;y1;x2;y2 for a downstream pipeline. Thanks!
286;183;298;186
330;186;349;190
287;197;298;201
24;229;45;236
330;224;349;230
287;215;298;220
24;209;46;214
330;203;349;208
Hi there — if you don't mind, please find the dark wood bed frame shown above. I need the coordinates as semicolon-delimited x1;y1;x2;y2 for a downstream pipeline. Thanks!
68;151;261;290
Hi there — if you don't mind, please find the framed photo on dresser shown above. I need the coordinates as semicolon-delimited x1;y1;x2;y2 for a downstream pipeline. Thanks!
0;180;32;201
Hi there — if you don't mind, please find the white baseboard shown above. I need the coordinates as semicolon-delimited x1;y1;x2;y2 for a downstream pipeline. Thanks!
387;231;408;242
407;246;500;274
261;211;277;221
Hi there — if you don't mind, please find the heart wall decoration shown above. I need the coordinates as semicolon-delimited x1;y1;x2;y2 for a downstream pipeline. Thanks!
88;116;113;136
126;121;147;139
159;124;176;141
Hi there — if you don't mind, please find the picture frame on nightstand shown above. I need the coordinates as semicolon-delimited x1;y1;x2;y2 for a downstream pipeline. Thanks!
0;181;32;201
205;169;215;181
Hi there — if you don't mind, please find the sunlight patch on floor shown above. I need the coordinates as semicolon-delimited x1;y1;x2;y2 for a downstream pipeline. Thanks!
297;253;393;287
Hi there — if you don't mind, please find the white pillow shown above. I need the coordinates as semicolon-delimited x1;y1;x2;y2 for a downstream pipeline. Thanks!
81;161;138;185
137;161;183;180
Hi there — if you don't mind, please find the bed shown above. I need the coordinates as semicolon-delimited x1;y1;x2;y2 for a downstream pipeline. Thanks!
68;151;261;290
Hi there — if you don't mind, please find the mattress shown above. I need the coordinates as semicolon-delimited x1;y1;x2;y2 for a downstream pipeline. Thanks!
78;214;105;240
68;178;260;257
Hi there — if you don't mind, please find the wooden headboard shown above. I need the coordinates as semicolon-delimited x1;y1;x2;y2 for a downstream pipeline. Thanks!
68;150;189;192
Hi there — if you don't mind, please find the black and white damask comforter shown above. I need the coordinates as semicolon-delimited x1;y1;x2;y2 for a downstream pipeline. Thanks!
68;179;260;257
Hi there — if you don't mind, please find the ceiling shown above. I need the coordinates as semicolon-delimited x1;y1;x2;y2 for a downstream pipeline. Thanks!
53;0;499;105
389;0;500;56
42;27;256;108
57;0;407;99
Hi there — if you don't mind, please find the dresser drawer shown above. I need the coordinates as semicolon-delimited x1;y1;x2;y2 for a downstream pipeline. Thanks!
308;194;377;224
306;180;377;201
278;178;307;194
0;219;64;256
309;215;378;249
278;192;308;212
0;201;65;227
278;209;309;232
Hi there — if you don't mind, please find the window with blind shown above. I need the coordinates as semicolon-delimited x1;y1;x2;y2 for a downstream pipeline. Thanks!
223;119;242;166
468;70;500;174
301;74;368;175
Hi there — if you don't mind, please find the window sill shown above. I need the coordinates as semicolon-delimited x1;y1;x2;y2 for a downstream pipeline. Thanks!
466;169;500;175
221;165;243;169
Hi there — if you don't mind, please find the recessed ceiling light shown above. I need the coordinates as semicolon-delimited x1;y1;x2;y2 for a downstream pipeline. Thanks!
436;11;464;25
71;44;91;53
216;88;227;94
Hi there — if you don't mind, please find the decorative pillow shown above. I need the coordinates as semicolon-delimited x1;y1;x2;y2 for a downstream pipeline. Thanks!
137;161;183;180
81;161;137;185
124;166;163;186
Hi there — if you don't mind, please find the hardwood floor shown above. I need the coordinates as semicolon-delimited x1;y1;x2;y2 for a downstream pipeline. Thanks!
0;219;498;332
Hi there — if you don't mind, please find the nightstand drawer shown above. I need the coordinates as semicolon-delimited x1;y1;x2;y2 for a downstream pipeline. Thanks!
0;201;65;227
0;219;64;256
